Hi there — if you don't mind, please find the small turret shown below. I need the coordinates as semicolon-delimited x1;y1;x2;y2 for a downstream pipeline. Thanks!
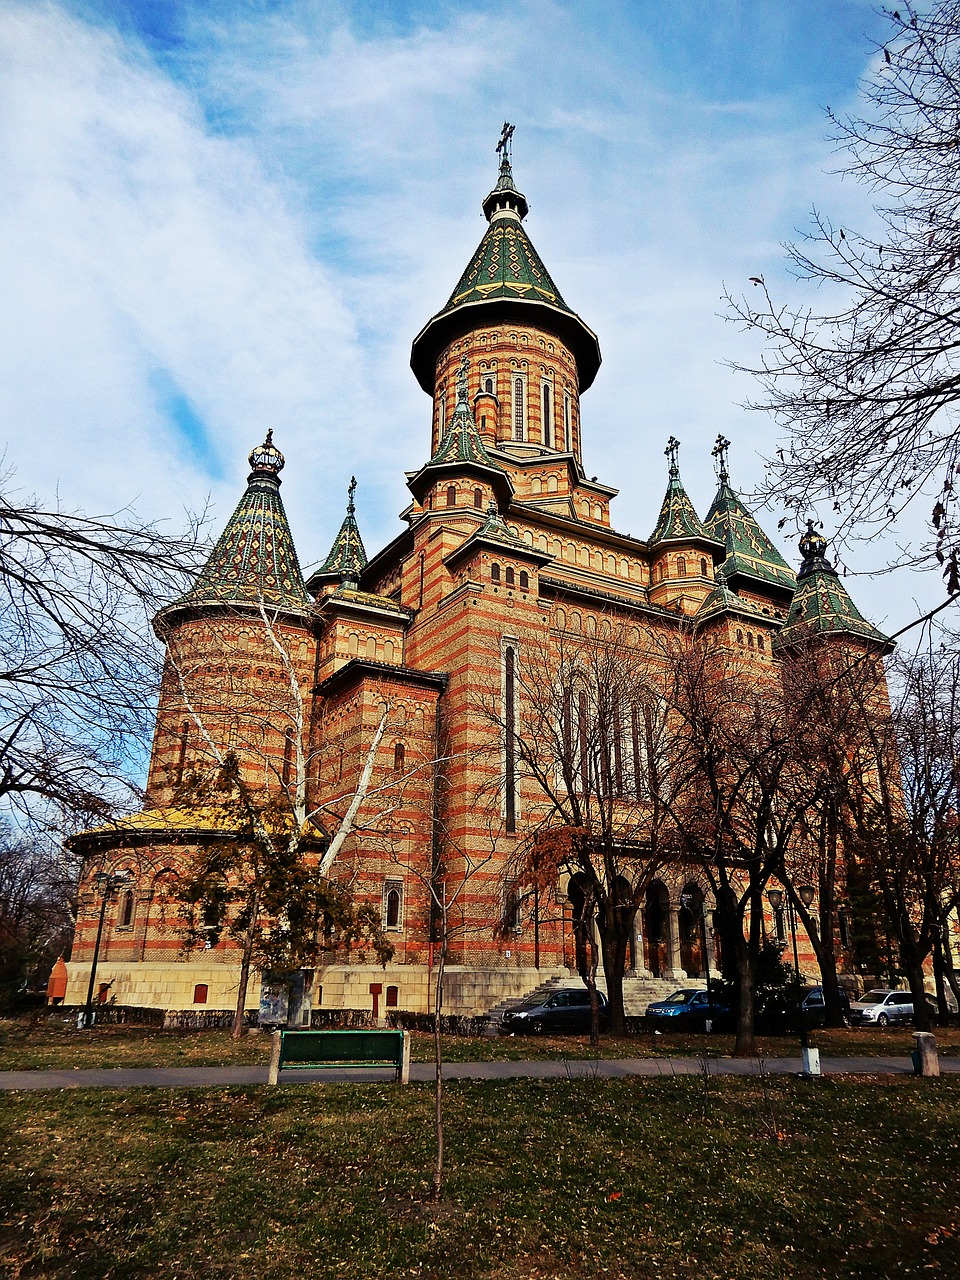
307;477;369;596
648;438;722;612
777;521;892;649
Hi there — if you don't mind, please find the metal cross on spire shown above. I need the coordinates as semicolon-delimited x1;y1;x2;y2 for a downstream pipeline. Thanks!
347;475;357;512
712;434;731;483
456;353;470;404
496;122;515;159
665;436;681;475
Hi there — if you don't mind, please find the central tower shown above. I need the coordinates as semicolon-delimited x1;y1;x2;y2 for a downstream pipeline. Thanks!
410;131;601;469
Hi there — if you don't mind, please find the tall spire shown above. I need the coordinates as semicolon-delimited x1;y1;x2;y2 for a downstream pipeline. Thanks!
777;522;892;648
410;128;601;395
165;433;310;618
312;476;368;591
648;438;715;546
425;357;503;471
704;436;795;593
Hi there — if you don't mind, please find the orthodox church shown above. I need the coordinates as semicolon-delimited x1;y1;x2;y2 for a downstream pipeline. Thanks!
63;139;889;1019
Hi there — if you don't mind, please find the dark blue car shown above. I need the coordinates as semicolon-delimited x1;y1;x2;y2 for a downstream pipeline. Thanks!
645;988;727;1031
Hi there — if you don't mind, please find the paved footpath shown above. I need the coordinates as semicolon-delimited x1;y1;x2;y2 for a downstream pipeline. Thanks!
1;1055;957;1090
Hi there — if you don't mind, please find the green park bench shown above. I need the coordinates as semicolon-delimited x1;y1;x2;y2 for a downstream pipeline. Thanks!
267;1028;411;1084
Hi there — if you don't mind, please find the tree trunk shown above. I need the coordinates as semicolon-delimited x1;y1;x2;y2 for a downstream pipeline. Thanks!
904;955;932;1033
794;896;845;1027
232;888;260;1041
431;918;446;1201
600;920;631;1038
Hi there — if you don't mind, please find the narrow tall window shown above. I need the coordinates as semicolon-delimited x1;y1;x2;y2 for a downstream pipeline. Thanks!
519;570;529;591
631;704;645;796
473;487;483;509
175;720;190;785
677;556;687;577
578;689;589;794
384;882;403;929
483;375;495;394
513;377;525;441
542;381;552;448
394;741;405;775
119;889;134;928
505;566;515;586
446;485;456;508
563;393;572;452
504;645;516;833
700;557;708;577
491;563;501;583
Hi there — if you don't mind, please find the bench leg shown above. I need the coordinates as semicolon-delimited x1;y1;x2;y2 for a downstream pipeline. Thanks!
268;1030;281;1086
399;1030;411;1085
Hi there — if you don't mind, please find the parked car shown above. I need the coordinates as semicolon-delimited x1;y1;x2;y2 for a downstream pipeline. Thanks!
799;985;852;1028
499;987;609;1035
847;989;937;1027
645;988;729;1031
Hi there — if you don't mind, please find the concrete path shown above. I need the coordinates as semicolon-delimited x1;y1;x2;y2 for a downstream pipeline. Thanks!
1;1055;956;1090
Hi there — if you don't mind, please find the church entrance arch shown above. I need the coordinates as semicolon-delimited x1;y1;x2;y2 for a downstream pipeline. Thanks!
643;882;669;977
678;882;705;977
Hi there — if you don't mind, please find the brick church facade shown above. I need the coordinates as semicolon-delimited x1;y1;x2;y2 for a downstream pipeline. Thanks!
62;145;890;1018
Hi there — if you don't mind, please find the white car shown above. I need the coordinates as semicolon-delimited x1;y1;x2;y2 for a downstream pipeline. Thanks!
847;989;934;1027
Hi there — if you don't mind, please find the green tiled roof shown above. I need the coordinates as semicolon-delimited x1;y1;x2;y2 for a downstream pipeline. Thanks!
173;434;310;615
695;581;768;623
704;479;795;592
425;360;503;473
649;469;713;546
777;524;891;648
317;478;367;582
446;218;569;313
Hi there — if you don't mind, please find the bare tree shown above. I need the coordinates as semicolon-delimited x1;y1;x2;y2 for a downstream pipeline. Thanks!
480;622;671;1038
0;826;80;1007
0;481;202;829
725;1;960;592
655;627;825;1056
829;634;960;1030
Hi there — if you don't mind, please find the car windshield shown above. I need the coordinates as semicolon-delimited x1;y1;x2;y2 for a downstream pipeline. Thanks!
859;992;888;1005
666;990;697;1003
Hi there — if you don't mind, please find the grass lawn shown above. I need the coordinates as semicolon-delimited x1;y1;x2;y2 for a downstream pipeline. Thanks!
1;1076;958;1279
2;1017;958;1072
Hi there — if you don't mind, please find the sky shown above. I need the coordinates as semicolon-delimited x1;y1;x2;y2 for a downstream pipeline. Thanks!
0;0;947;638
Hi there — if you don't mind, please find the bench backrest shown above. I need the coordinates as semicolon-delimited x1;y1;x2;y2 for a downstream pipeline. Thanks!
279;1029;403;1067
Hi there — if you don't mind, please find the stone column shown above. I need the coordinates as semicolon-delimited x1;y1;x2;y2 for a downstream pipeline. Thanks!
628;913;651;978
665;905;685;980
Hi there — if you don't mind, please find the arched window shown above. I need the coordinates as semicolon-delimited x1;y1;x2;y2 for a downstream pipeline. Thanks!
365;635;377;659
348;632;359;656
505;566;515;586
394;741;405;775
748;632;755;649
677;556;687;577
519;570;529;591
119;889;134;928
473;487;483;508
542;381;552;448
491;563;501;583
757;634;765;653
700;557;708;577
483;374;495;394
175;720;190;785
445;485;456;508
736;629;744;645
504;887;522;933
384;881;403;929
383;639;395;662
513;376;525;441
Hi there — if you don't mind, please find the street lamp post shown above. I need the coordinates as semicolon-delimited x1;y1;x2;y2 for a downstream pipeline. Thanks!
81;871;131;1030
680;892;713;1032
767;884;818;1076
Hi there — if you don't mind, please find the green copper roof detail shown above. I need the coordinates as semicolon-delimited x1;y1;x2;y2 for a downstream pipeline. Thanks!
649;438;715;546
425;357;503;472
175;433;310;614
777;523;891;648
474;501;525;547
445;219;568;313
696;581;766;623
318;477;368;583
703;436;795;591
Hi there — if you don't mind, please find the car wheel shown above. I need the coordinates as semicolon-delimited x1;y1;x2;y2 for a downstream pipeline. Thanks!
530;1017;545;1035
877;1013;889;1027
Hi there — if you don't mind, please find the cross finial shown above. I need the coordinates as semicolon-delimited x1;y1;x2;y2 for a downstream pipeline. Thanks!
496;122;515;160
456;353;469;404
347;476;357;512
665;436;681;475
712;434;731;483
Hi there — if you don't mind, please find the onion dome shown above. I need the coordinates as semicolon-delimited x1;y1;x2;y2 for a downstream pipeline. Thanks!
307;477;368;594
159;431;310;624
703;435;795;595
408;356;514;506
648;438;721;550
410;133;601;394
777;522;892;649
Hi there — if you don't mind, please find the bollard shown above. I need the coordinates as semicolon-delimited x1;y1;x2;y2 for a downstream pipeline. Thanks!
912;1031;940;1078
268;1029;282;1085
801;1046;821;1077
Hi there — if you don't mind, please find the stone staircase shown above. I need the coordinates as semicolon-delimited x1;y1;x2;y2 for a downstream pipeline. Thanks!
483;973;685;1033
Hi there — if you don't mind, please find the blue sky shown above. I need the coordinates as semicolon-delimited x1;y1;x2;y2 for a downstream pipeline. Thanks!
0;0;943;634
